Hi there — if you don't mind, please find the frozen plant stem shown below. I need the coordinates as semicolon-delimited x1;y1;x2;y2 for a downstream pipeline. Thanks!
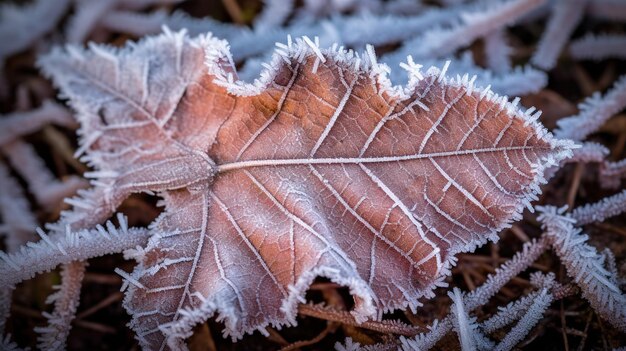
0;219;150;288
531;0;588;70
401;237;549;350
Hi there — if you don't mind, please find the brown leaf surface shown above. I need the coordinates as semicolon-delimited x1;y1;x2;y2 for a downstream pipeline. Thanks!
39;31;573;350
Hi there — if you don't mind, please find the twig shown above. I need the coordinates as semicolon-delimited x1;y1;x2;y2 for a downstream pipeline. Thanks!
221;0;245;24
279;322;336;351
576;312;594;351
298;304;420;336
73;319;116;334
76;292;123;320
567;163;584;208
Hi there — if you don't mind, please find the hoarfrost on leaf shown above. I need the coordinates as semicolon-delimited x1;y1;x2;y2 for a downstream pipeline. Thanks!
38;29;572;349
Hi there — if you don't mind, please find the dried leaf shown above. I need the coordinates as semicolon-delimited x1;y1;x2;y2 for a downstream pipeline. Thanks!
39;30;573;349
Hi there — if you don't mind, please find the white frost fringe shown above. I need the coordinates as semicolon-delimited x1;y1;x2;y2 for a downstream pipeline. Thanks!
0;214;150;288
160;265;376;347
32;27;570;347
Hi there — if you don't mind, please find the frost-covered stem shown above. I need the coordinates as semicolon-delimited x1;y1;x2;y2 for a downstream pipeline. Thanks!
529;271;557;289
1;140;87;209
480;289;542;333
0;288;11;335
400;0;546;58
449;288;494;350
0;0;70;61
493;288;552;351
545;142;610;180
570;34;626;61
335;337;364;351
0;162;37;250
538;206;626;332
600;159;626;189
0;162;37;338
1;140;55;196
587;0;626;21
571;189;626;225
566;142;609;164
32;186;128;350
400;318;452;351
65;0;116;43
401;238;549;350
601;249;621;288
338;6;468;47
531;0;588;70
298;304;419;336
0;101;76;146
450;288;476;351
100;10;169;37
35;261;85;351
555;75;626;141
254;0;294;31
484;30;512;74
0;335;25;351
464;237;549;309
0;217;149;288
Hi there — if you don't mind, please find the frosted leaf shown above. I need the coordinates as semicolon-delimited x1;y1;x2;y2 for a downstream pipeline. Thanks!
39;30;223;208
40;30;573;349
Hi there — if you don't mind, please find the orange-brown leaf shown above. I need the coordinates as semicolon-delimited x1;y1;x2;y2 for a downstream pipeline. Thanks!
40;31;573;350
